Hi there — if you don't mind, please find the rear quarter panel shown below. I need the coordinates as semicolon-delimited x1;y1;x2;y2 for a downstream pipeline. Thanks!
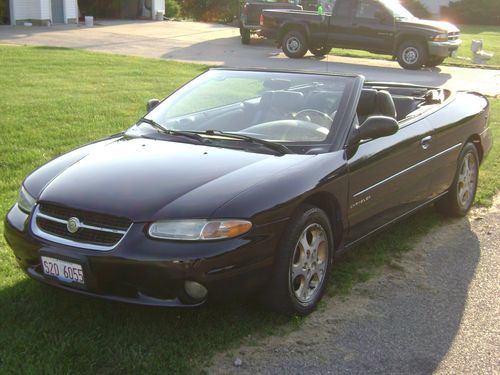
423;92;490;197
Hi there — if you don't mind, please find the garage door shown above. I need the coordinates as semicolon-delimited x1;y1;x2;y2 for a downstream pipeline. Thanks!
51;0;64;23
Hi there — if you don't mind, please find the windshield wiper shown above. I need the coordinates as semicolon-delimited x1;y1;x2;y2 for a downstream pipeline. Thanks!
203;130;293;155
138;118;207;144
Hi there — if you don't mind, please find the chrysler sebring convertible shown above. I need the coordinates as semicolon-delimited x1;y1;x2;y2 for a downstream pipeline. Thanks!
4;69;492;315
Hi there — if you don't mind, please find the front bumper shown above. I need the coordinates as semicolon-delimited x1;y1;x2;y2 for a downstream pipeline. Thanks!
4;204;285;307
428;39;462;57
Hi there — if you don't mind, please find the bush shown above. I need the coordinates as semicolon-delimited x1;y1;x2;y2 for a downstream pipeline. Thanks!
442;0;500;25
401;0;430;19
165;0;180;18
178;0;239;22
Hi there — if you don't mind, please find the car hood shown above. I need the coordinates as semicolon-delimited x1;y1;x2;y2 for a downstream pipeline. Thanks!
37;137;311;222
397;18;459;33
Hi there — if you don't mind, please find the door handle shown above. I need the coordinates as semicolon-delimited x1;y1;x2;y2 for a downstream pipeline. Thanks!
420;136;432;150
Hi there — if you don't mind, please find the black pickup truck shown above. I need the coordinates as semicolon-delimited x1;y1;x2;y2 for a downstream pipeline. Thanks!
239;0;303;44
260;0;462;69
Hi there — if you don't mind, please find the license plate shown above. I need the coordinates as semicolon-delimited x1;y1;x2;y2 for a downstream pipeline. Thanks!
41;256;85;285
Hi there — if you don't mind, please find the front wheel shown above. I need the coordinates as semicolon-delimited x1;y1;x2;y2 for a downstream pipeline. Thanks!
262;205;333;316
426;56;446;67
309;46;331;57
397;40;428;70
282;30;308;58
435;143;479;217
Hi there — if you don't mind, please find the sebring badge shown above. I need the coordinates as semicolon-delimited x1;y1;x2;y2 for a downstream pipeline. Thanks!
66;217;81;233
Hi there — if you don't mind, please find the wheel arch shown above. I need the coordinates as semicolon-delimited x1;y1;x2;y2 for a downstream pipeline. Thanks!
466;134;484;163
300;192;343;252
278;22;309;44
394;33;429;56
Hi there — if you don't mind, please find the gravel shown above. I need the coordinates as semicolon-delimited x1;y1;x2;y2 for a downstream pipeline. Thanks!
207;196;500;374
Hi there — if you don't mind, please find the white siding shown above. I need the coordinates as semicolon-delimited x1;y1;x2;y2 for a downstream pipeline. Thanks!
152;0;165;19
40;0;50;19
64;0;78;20
13;0;43;20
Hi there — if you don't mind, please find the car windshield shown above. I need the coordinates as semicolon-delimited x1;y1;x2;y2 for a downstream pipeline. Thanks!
144;70;352;149
379;0;414;19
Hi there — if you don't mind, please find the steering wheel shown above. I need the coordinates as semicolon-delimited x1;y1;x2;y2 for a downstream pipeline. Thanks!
294;109;334;128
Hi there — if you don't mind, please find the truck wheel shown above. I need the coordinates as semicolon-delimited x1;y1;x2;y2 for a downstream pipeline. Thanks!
309;46;332;57
240;28;251;45
397;40;428;70
426;56;446;68
435;143;479;217
282;30;308;58
261;205;333;316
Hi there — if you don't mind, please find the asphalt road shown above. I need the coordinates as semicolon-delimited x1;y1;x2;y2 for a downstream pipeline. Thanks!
0;20;499;96
209;198;500;374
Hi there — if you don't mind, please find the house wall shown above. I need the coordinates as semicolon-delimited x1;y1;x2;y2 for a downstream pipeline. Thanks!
64;0;78;22
13;0;43;21
11;0;78;25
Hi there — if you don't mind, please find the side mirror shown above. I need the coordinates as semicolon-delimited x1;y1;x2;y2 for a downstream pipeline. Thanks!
350;116;398;145
147;98;161;112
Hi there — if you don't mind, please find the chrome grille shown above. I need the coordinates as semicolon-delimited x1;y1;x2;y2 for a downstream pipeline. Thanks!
32;203;132;250
448;32;460;41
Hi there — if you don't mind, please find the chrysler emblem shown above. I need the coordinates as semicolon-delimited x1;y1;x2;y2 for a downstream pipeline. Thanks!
67;217;81;234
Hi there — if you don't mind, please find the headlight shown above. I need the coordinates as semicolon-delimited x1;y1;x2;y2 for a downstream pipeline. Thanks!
148;219;252;241
17;186;36;214
433;33;448;42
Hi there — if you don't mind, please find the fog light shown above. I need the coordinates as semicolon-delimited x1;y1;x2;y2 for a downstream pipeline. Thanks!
184;280;208;300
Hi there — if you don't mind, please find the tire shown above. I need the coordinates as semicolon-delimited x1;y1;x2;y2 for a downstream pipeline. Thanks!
240;28;251;45
309;46;332;57
435;143;479;217
397;39;428;70
282;30;308;58
426;56;446;67
262;205;334;316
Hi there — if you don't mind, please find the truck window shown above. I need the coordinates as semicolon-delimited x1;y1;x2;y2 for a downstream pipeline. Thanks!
355;0;384;19
333;0;351;17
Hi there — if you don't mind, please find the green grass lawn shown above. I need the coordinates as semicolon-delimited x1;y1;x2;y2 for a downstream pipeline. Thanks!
0;45;498;374
330;24;500;68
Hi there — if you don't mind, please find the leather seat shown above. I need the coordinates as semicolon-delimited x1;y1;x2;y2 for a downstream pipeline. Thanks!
357;89;397;124
252;90;305;124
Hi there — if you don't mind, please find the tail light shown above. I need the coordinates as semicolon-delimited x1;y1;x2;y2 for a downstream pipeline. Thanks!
260;14;264;26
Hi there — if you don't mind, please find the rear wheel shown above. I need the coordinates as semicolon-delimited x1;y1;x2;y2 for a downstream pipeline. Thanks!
435;143;479;217
426;56;446;67
397;39;428;70
282;30;308;58
240;28;251;45
262;205;333;316
309;46;332;57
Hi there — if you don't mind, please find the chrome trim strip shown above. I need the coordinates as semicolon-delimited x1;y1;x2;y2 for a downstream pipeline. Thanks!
31;206;131;251
353;143;462;198
37;211;127;234
345;191;448;249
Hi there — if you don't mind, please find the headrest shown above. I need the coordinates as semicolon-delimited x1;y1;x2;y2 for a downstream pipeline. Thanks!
357;89;378;116
357;89;397;119
259;90;304;111
376;90;397;118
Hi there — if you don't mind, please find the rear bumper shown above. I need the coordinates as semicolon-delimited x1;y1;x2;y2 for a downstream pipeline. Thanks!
428;39;462;57
4;204;285;307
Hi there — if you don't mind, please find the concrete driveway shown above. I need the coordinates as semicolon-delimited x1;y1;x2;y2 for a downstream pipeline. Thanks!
1;20;499;96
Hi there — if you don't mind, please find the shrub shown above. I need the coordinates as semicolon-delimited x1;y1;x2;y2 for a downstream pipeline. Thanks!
401;0;430;19
165;0;180;18
178;0;238;22
442;0;500;25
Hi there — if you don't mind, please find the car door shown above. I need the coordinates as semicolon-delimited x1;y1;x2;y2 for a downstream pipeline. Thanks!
328;0;357;48
345;118;435;245
349;0;395;53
